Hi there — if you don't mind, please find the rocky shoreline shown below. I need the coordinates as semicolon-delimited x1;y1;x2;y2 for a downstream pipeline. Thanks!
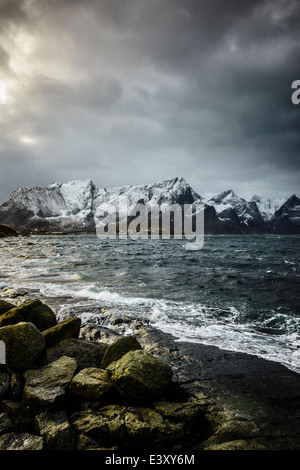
0;287;300;452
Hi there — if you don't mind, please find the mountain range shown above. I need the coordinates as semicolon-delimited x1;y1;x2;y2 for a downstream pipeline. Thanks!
0;177;299;234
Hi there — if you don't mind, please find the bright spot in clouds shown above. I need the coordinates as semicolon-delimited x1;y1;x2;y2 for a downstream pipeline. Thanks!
19;136;37;144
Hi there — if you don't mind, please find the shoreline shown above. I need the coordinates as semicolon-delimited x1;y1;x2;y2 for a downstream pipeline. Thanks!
1;286;300;450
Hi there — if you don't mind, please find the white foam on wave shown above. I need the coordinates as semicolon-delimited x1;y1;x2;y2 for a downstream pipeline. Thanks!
4;278;300;374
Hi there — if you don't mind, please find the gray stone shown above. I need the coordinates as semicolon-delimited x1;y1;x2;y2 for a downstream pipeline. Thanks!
42;317;81;347
0;299;57;331
100;335;142;369
0;322;46;371
23;355;77;412
46;337;107;370
35;410;76;450
0;432;44;450
107;349;173;401
70;367;114;401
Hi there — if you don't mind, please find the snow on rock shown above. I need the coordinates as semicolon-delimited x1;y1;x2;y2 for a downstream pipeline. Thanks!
207;190;263;226
0;177;203;233
250;194;287;221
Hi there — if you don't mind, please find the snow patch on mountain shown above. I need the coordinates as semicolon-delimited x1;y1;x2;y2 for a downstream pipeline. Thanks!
206;190;262;224
250;194;287;221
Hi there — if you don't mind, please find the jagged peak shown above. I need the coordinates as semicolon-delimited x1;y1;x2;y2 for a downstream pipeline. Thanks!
208;189;240;204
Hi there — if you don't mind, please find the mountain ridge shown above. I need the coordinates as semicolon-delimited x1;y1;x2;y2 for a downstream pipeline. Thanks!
0;177;299;234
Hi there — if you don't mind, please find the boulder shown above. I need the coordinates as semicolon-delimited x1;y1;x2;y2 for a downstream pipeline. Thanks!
0;322;46;371
1;400;34;433
23;355;77;412
70;367;114;401
35;410;76;450
0;300;57;331
46;337;107;370
100;335;142;369
0;432;43;450
71;401;205;449
42;317;81;347
71;405;127;444
0;299;15;316
106;349;173;401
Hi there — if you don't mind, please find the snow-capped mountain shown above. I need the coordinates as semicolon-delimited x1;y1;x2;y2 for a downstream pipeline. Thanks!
250;194;287;222
0;178;298;234
270;195;300;234
206;190;266;231
0;180;96;232
0;177;206;233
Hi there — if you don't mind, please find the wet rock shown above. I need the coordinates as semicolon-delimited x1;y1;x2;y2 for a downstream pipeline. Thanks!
107;349;173;402
46;337;107;370
0;432;43;450
23;355;77;412
80;323;121;344
70;367;114;401
0;300;57;331
101;335;142;369
35;410;76;450
42;317;81;347
0;322;46;371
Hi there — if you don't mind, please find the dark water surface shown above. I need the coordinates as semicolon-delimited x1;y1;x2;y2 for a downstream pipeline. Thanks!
0;234;299;372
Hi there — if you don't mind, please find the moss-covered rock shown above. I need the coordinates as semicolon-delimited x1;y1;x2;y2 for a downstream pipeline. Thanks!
46;337;107;370
71;400;206;450
106;349;173;402
71;405;127;444
70;367;114;401
0;300;57;331
100;335;142;369
0;322;46;371
23;355;77;412
42;317;81;347
35;410;76;450
0;299;15;316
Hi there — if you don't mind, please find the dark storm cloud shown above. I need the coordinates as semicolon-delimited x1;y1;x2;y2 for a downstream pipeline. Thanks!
0;0;299;203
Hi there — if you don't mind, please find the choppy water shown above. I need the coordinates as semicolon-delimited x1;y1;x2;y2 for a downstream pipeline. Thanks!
0;234;299;373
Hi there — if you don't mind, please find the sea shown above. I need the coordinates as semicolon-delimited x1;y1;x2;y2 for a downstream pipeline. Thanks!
0;234;299;374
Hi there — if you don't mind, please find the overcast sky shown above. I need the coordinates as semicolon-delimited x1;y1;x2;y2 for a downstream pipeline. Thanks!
0;0;299;204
